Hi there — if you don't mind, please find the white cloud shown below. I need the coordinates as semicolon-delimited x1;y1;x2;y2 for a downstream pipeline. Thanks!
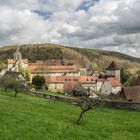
0;0;140;57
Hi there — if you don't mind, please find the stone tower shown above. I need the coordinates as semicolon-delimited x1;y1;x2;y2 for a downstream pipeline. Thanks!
14;46;22;62
106;61;120;80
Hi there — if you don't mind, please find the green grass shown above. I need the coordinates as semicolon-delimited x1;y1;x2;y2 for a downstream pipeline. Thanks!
0;89;140;140
43;89;66;96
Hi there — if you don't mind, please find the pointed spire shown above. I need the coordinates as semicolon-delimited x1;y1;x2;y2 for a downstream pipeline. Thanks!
14;44;22;61
106;61;119;70
16;45;19;53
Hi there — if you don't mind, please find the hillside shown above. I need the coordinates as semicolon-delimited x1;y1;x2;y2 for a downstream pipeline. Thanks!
0;43;140;72
0;89;140;140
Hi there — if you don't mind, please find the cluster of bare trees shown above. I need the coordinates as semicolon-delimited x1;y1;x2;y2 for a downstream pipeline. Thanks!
0;75;25;97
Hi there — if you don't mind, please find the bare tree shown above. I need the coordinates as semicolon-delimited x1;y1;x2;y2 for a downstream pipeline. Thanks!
0;75;24;97
13;80;24;97
76;88;105;125
0;75;14;92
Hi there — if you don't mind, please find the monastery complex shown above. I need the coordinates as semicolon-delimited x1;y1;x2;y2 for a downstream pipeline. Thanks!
6;46;122;95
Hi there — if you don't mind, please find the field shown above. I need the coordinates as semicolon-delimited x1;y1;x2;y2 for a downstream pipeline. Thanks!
0;89;140;140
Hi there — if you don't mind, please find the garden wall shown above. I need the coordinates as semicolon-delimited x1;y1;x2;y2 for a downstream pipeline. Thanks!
105;100;140;111
29;90;140;111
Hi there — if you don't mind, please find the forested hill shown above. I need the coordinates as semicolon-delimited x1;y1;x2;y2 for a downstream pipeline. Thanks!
0;43;140;72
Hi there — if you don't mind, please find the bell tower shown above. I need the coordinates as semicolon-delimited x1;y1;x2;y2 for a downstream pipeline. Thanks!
106;61;120;81
14;45;22;62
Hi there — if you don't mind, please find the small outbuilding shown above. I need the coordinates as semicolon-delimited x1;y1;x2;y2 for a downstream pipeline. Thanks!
0;68;6;76
120;86;140;101
4;71;27;82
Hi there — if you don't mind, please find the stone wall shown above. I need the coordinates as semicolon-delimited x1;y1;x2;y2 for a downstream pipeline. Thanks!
105;100;140;111
28;90;140;110
29;90;80;105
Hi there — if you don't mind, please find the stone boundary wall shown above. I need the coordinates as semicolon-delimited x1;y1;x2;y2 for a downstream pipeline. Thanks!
105;100;140;111
28;90;140;111
29;90;80;105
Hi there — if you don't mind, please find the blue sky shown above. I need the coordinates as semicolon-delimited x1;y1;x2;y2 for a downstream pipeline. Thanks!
0;0;140;57
34;10;52;19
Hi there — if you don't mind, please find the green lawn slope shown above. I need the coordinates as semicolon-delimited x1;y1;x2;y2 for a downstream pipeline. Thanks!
0;89;140;140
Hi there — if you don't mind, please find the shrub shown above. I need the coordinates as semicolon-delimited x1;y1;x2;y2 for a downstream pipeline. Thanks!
32;75;45;89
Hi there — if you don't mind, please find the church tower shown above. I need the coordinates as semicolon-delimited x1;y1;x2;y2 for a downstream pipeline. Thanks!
106;61;120;81
7;45;28;72
14;46;22;62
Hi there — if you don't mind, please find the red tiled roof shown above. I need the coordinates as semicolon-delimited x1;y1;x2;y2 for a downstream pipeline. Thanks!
30;65;85;74
7;59;28;64
123;86;140;101
28;63;37;73
46;76;65;83
136;76;140;85
7;59;14;64
29;63;37;66
22;59;28;64
64;81;81;91
39;70;78;73
39;65;81;69
97;78;105;82
29;59;86;74
45;76;97;84
80;76;97;84
107;77;121;87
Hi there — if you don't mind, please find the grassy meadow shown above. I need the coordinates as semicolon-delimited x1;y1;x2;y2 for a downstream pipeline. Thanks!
0;89;140;140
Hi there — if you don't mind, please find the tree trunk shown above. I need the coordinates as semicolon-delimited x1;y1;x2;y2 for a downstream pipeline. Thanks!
76;110;85;125
76;108;92;125
5;87;7;92
15;90;18;97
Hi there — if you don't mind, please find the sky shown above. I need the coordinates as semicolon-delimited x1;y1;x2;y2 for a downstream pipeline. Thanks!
0;0;140;57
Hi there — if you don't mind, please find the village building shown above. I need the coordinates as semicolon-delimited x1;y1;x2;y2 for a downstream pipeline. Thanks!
7;46;28;72
5;47;122;95
101;77;122;95
45;76;98;91
96;78;105;92
28;59;87;82
136;75;140;85
0;68;6;76
4;71;27;82
106;61;120;81
120;86;140;101
99;61;122;95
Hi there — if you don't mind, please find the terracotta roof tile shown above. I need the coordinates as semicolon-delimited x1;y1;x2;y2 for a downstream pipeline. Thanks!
80;76;97;84
7;59;14;64
107;77;121;87
97;78;105;82
123;86;140;101
64;81;81;91
45;76;97;84
22;59;28;64
7;59;28;64
28;63;37;73
136;76;140;85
